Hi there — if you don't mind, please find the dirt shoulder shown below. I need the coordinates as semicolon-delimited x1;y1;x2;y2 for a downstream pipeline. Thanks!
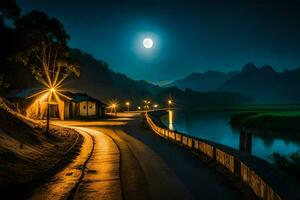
0;100;83;199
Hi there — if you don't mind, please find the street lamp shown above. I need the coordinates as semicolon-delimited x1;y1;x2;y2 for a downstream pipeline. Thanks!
111;103;117;116
46;87;56;133
153;104;158;110
168;99;172;110
125;101;130;112
144;100;150;111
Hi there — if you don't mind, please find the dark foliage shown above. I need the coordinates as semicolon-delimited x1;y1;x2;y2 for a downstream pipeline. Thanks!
0;2;78;93
154;86;251;110
271;151;300;179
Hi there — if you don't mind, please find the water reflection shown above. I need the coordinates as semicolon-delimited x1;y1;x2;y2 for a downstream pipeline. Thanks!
239;132;252;153
162;111;300;161
168;110;174;131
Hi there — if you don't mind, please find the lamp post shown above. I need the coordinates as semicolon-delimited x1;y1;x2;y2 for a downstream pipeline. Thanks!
46;101;50;132
46;87;56;133
168;99;172;110
111;103;116;116
144;100;150;111
125;101;130;112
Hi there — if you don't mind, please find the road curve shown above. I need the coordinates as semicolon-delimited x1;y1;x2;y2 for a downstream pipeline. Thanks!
29;129;94;200
29;114;243;200
72;127;122;200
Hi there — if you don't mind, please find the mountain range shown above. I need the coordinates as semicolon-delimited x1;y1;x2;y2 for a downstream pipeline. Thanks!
165;71;238;91
1;48;250;109
67;49;249;108
165;63;300;103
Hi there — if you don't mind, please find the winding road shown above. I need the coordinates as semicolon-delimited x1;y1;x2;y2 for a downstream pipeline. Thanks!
29;113;244;200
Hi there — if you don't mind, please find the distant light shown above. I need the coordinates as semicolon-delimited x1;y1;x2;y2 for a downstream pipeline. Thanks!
168;100;172;105
125;101;130;106
153;104;158;108
143;38;153;48
50;87;56;92
138;106;141;110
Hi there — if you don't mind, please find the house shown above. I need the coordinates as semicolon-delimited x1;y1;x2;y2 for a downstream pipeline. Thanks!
8;89;106;120
64;92;106;119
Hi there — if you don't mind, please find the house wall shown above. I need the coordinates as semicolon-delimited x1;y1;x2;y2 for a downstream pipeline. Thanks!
79;101;97;117
99;105;105;117
25;99;47;120
88;101;96;116
79;101;88;116
64;101;70;119
57;98;64;120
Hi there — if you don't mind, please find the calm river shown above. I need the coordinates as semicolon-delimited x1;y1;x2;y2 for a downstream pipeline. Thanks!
161;110;300;161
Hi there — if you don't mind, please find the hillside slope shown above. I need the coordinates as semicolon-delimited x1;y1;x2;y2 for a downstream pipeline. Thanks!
0;97;80;198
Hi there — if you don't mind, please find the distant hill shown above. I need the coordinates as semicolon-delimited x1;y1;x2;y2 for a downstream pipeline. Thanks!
68;49;153;104
2;48;251;109
219;63;300;103
67;49;250;108
136;80;162;96
165;63;300;104
154;87;251;110
164;71;238;91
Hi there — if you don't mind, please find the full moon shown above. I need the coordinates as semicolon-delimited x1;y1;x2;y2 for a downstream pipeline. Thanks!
143;38;153;48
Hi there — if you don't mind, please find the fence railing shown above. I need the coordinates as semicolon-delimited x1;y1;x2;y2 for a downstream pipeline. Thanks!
145;112;283;200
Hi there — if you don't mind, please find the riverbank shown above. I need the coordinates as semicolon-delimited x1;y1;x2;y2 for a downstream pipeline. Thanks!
146;111;300;200
230;111;300;140
0;98;83;199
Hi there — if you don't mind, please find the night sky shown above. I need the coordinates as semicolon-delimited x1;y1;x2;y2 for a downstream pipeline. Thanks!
17;0;300;84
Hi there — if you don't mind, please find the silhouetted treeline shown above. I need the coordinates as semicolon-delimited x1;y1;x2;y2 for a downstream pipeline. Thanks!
0;1;251;109
0;0;78;94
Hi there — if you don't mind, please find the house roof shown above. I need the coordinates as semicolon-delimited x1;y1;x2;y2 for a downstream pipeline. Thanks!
8;88;44;98
66;92;106;105
9;89;106;106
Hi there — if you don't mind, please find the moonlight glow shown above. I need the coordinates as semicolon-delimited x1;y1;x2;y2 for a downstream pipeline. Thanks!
143;38;153;48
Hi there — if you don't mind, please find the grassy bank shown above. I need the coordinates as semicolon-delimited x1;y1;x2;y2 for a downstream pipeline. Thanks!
230;111;300;134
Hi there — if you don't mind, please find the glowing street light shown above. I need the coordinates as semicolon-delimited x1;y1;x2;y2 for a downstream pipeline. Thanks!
168;99;172;110
109;102;118;116
153;104;158;110
138;106;141;110
25;51;75;133
143;100;152;111
125;101;130;112
46;86;57;133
